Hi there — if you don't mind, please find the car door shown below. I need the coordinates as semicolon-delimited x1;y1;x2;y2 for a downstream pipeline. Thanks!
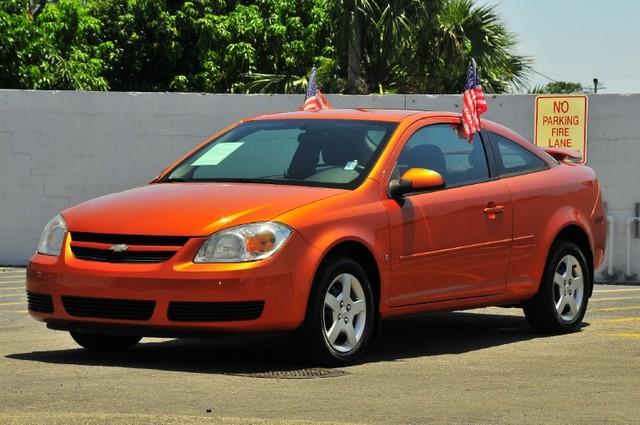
485;130;555;291
384;119;513;306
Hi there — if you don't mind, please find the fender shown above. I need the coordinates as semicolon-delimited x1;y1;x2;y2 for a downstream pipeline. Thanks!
297;225;390;315
275;179;391;315
532;206;594;292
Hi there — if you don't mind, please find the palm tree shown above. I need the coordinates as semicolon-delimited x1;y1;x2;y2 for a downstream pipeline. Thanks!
360;0;430;92
247;0;530;95
246;0;380;94
331;0;439;94
332;0;377;93
334;0;529;94
416;0;531;93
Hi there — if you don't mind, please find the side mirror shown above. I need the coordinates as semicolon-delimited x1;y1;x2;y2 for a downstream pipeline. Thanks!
389;168;445;198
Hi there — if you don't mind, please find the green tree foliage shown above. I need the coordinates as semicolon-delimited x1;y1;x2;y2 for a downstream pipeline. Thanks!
1;0;109;90
334;0;439;94
530;81;584;94
326;0;530;94
416;0;530;93
87;0;336;92
0;0;530;93
1;0;333;92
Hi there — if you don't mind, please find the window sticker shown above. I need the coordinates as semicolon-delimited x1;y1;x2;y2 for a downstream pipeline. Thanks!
344;160;358;171
192;142;244;166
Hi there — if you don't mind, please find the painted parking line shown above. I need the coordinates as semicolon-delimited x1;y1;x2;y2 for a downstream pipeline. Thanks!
0;280;25;284
0;310;28;314
590;305;640;312
600;317;640;323
590;296;640;302
0;301;26;306
0;293;24;299
607;333;640;338
593;288;640;294
0;287;25;291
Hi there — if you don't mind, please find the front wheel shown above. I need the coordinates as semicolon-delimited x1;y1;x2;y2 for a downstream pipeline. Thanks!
524;241;590;333
70;332;142;351
301;257;375;366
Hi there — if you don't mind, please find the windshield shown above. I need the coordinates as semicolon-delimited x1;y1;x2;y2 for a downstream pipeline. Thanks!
163;119;398;189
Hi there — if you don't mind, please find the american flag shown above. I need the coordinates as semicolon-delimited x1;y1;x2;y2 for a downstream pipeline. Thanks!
300;67;332;111
461;59;487;142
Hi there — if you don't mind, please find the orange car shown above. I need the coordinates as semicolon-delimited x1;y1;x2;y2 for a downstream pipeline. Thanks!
27;109;606;365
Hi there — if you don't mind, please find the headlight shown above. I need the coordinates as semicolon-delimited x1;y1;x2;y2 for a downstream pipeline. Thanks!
194;222;292;263
37;214;67;256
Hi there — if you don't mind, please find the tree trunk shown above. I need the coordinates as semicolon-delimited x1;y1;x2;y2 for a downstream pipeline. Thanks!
30;0;48;19
346;10;361;94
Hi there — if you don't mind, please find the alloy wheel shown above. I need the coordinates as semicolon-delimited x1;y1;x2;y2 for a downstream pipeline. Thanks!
553;254;584;322
322;273;368;353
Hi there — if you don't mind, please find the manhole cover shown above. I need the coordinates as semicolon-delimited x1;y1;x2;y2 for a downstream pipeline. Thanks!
228;368;349;379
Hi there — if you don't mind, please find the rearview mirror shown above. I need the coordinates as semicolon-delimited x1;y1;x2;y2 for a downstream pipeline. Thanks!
388;168;445;198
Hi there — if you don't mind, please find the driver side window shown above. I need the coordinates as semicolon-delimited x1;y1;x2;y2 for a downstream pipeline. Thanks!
394;124;490;188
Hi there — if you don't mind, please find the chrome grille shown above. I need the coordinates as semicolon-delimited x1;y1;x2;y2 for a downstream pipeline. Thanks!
69;232;188;264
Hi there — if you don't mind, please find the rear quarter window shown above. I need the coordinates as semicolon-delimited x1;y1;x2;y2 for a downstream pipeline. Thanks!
490;132;548;176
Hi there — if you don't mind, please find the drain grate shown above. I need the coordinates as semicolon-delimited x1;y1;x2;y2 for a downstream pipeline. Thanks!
228;368;349;379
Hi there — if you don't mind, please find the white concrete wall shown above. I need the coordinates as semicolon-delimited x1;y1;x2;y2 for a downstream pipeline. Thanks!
0;90;638;282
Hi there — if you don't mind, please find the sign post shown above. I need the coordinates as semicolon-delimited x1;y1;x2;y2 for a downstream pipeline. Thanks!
534;95;588;163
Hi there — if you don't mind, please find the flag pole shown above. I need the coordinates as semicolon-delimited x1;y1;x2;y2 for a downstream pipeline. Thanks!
473;59;480;127
300;66;332;111
461;57;488;143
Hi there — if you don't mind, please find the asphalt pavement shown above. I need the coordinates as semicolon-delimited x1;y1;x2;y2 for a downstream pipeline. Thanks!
1;267;638;425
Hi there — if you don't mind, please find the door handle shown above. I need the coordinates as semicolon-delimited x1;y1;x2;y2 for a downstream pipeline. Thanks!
483;204;505;215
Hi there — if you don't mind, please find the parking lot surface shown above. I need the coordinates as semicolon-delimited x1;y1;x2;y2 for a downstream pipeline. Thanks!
1;267;638;425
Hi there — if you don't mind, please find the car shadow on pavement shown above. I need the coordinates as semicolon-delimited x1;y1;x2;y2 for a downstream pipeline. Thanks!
367;311;588;362
6;311;588;375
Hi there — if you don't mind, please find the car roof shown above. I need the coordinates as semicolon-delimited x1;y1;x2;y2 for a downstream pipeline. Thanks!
247;108;460;123
245;108;532;149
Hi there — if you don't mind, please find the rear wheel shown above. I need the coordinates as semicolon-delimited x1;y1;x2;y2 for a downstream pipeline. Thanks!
301;257;375;366
70;332;141;351
524;241;590;333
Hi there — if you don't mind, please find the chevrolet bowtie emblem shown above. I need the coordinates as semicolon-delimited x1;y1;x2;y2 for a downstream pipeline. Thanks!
109;244;129;253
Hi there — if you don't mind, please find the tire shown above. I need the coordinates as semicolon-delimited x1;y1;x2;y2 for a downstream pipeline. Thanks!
70;332;142;351
524;240;590;333
300;257;375;366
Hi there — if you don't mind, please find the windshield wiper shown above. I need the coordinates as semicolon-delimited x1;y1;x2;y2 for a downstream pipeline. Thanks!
201;178;280;184
160;177;292;185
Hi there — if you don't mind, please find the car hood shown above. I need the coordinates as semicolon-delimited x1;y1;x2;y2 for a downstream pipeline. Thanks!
63;183;345;236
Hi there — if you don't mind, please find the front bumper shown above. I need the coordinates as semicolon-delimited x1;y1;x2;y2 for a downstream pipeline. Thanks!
26;233;320;334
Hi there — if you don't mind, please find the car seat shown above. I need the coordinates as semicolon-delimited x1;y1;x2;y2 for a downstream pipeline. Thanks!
322;128;375;168
403;144;446;177
287;131;327;179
